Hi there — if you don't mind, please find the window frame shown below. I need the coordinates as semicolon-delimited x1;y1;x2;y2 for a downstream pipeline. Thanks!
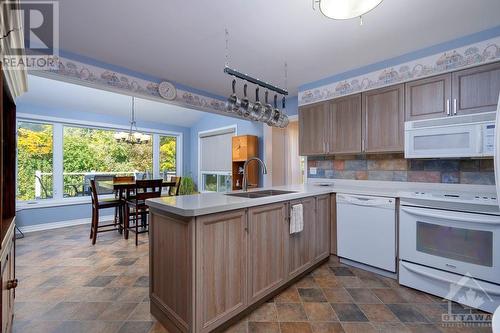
200;171;232;193
198;125;237;193
16;112;183;206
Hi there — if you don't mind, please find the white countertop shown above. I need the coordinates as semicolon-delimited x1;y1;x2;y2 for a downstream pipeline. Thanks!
146;179;497;217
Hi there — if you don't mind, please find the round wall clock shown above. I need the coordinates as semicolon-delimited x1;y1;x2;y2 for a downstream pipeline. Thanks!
158;81;177;100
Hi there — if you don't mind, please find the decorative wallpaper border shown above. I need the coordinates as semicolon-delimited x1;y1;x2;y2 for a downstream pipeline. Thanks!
298;36;500;106
29;55;227;114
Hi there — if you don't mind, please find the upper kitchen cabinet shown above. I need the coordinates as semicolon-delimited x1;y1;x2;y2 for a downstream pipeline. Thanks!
452;62;500;115
405;74;451;121
299;102;328;155
328;94;362;154
363;84;404;153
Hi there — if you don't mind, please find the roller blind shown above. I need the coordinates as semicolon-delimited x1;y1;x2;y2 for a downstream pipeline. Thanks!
200;128;235;172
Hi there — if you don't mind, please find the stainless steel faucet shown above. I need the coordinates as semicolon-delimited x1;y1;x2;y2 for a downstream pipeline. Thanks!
242;157;267;192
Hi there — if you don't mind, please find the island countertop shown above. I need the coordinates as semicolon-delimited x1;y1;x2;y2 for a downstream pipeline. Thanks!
146;180;497;217
145;184;335;217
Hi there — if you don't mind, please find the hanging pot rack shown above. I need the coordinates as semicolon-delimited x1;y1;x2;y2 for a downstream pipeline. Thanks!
224;66;288;96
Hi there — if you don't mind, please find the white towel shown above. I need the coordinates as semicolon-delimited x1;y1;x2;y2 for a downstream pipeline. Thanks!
290;204;304;234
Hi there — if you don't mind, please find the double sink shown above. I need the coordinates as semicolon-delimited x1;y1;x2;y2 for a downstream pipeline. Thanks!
226;190;297;199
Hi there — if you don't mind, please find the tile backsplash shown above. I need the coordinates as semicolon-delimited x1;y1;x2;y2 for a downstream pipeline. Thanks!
307;154;495;185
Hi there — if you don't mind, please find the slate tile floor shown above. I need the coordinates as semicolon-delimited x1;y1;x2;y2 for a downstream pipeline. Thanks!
14;225;492;333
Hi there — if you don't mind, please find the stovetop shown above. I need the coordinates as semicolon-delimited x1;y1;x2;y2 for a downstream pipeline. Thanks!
400;191;500;215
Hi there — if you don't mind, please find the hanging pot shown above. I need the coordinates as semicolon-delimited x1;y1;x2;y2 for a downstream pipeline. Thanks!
225;79;240;113
267;95;281;127
249;87;265;120
240;83;252;118
261;90;273;123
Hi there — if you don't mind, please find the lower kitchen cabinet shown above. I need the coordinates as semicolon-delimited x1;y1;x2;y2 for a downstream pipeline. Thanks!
195;210;247;331
287;197;315;278
314;195;331;261
247;203;287;304
1;226;15;333
150;195;331;333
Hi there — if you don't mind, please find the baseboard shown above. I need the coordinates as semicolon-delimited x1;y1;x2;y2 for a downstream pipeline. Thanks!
18;215;114;234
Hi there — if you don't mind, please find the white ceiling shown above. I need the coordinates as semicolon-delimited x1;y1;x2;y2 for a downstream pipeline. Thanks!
56;0;500;97
17;75;206;127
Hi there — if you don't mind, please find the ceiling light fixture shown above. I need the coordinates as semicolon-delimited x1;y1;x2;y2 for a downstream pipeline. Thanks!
114;97;151;144
314;0;383;23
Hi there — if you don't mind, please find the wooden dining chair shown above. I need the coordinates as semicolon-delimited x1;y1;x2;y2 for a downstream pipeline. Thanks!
124;179;163;245
168;176;182;196
89;179;123;245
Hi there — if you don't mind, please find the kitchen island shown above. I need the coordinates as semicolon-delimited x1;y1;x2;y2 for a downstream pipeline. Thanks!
146;185;334;333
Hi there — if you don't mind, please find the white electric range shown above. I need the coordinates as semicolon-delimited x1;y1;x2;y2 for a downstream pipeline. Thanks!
398;190;500;313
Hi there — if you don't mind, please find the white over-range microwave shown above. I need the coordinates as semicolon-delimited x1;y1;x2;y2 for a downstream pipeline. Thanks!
404;111;496;159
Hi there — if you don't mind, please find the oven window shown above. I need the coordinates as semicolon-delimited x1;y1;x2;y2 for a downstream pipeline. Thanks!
416;222;493;267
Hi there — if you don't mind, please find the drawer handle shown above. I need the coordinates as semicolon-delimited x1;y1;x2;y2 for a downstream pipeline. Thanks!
6;279;18;290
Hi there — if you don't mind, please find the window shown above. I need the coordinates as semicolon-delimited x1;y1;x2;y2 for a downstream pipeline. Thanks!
159;135;177;180
62;126;153;197
16;116;181;203
17;121;54;200
199;127;234;192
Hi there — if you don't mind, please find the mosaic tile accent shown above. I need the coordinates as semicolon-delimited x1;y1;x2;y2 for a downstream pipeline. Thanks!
299;36;500;105
307;154;495;185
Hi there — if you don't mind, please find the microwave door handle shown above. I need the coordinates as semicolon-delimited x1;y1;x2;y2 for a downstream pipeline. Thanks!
401;206;500;225
401;262;500;296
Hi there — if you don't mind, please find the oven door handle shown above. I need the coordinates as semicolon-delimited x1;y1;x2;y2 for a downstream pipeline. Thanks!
401;206;500;225
401;261;500;296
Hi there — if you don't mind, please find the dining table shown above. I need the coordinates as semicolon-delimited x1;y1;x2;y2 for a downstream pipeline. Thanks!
101;179;177;238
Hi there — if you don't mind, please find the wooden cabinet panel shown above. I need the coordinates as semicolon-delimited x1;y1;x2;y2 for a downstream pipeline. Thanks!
330;194;337;255
299;102;328;155
232;135;258;162
328;94;362;154
287;198;315;278
405;74;451;121
1;227;15;333
363;84;404;153
196;210;247;331
314;195;330;261
452;62;500;115
248;203;286;303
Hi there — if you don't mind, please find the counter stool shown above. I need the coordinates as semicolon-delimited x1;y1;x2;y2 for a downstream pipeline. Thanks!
89;179;123;245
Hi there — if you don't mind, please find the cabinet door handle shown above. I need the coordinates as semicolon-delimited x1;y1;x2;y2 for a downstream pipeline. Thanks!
6;279;18;290
361;139;365;152
453;98;457;115
446;99;450;116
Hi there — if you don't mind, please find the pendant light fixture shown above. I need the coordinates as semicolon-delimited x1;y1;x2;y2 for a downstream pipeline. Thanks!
314;0;383;23
114;97;151;144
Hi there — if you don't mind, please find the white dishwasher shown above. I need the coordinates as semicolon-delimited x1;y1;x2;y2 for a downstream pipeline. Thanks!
337;193;396;273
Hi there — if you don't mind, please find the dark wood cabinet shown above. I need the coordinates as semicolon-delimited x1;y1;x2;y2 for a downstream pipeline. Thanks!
299;102;328;155
0;63;18;333
405;74;451;121
452;62;500;115
363;84;404;153
328;94;362;154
